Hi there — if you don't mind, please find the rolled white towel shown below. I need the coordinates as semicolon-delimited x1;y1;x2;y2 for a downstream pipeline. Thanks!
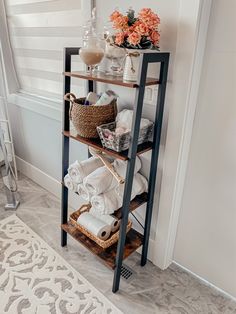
91;173;148;215
77;184;90;201
64;174;77;191
77;212;111;241
89;209;120;233
113;157;141;178
116;173;148;199
68;157;103;184
84;166;114;195
84;157;141;196
91;188;122;215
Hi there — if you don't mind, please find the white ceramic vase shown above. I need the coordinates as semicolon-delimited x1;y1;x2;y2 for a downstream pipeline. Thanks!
123;49;141;82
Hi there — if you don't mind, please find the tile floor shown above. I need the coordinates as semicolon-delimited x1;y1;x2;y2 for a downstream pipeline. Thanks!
0;173;236;314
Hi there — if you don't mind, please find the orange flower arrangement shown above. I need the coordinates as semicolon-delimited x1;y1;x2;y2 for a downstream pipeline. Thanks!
109;8;160;49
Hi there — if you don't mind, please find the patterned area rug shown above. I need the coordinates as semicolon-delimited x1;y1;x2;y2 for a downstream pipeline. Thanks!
0;215;122;314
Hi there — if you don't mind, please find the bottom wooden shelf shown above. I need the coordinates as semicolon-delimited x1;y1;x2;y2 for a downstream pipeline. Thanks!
61;223;143;269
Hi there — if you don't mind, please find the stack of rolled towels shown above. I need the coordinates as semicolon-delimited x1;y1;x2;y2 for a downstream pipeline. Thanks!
64;157;103;201
64;156;147;240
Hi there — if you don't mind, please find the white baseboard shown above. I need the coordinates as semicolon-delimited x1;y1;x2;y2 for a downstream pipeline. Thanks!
173;261;236;302
15;156;82;210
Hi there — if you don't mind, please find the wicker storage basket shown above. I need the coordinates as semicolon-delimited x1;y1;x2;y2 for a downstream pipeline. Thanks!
69;204;132;249
97;121;153;152
64;93;117;138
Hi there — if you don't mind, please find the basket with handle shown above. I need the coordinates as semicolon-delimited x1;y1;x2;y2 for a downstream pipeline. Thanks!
69;204;132;249
64;93;117;138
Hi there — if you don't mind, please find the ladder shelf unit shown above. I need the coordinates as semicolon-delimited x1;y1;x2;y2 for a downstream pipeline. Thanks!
61;47;169;293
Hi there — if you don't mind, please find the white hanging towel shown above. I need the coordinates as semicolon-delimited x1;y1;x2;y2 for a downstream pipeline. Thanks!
77;212;111;240
83;157;141;195
91;172;148;215
77;184;91;201
68;157;103;184
64;174;77;191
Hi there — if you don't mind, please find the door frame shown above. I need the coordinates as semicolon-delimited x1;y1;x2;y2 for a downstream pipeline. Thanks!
152;0;212;269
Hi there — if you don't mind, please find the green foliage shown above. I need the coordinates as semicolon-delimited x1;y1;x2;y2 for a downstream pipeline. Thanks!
127;8;137;26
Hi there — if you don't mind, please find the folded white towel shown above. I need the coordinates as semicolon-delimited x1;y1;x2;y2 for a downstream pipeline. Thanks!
91;188;122;215
77;184;91;201
64;174;77;191
68;157;103;184
91;173;148;214
116;109;151;131
83;157;141;196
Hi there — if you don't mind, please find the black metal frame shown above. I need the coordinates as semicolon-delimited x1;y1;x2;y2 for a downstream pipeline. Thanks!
61;47;169;292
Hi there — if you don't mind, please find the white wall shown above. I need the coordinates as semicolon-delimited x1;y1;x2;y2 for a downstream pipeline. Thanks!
174;0;236;298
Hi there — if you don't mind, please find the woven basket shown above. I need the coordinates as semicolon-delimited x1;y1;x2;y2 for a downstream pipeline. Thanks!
64;93;117;138
97;121;153;152
69;204;132;249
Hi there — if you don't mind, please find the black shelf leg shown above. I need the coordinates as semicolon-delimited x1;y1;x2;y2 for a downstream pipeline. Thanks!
141;57;169;266
61;48;80;246
112;55;148;293
61;136;69;246
87;79;94;158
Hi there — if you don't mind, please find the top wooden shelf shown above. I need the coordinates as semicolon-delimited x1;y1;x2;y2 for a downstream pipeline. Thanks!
63;71;159;88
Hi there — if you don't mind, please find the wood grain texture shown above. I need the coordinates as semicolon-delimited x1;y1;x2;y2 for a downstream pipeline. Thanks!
64;71;159;88
61;224;143;269
63;131;153;161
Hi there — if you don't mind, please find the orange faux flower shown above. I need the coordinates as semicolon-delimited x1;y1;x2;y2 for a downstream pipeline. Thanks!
115;32;125;46
127;32;141;46
109;8;160;49
138;8;160;28
134;21;149;36
110;10;122;22
139;8;153;18
113;15;129;30
150;30;160;46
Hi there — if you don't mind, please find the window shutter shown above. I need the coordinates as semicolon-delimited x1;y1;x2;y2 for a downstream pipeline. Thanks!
4;0;90;100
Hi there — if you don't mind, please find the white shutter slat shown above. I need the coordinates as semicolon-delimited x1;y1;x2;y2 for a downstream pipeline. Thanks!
13;48;62;60
10;26;83;37
8;0;52;6
19;76;83;98
7;0;81;15
8;10;83;27
11;37;82;51
15;56;83;73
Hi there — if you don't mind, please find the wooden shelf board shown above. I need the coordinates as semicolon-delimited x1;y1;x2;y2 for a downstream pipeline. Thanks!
61;224;143;269
63;131;153;160
63;71;159;88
